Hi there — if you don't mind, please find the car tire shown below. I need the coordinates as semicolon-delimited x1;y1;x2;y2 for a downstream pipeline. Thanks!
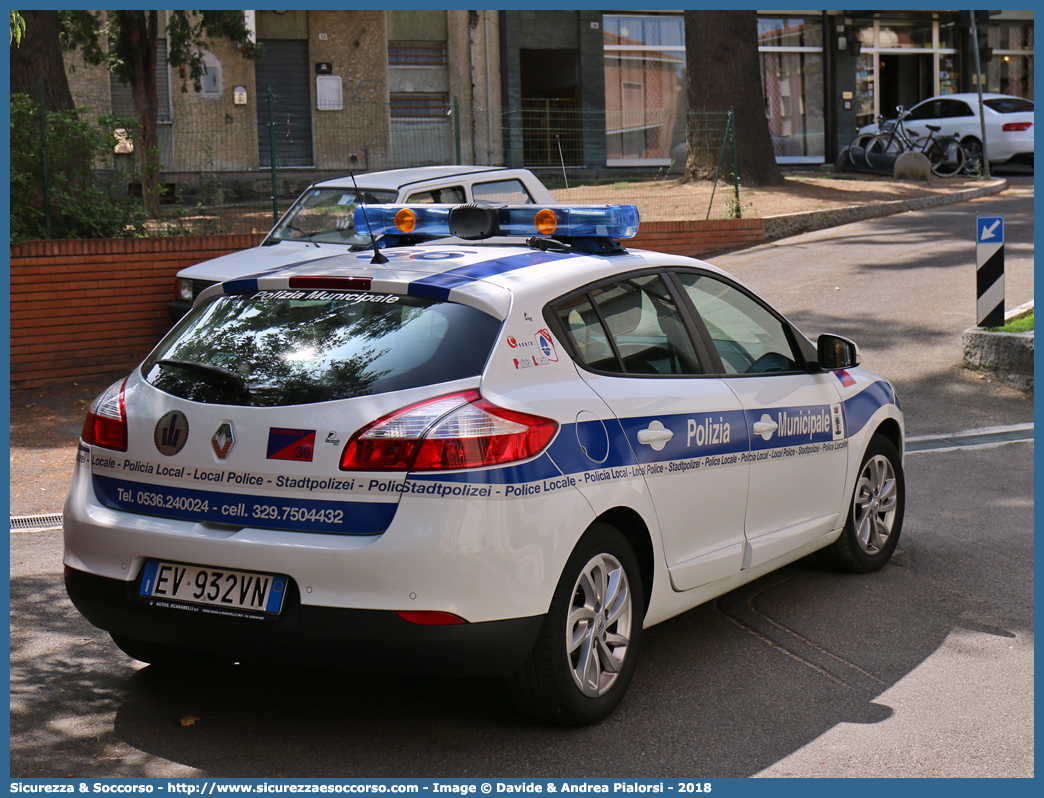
508;523;644;725
820;434;905;574
961;137;984;175
110;633;231;669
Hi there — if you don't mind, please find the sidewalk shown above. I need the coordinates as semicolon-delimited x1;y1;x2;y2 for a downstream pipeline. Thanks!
5;172;1019;520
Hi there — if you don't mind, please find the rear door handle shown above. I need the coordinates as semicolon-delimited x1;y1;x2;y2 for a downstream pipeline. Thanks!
753;420;778;435
637;429;674;444
637;422;673;451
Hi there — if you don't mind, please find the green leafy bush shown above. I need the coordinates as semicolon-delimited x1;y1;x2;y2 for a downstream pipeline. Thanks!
10;93;148;243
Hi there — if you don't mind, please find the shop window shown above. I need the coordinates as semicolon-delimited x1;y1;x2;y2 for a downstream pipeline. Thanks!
761;48;825;161
875;22;933;49
758;18;823;48
603;15;686;166
988;22;1034;100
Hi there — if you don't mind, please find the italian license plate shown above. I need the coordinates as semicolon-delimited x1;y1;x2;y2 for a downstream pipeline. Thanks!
139;560;288;615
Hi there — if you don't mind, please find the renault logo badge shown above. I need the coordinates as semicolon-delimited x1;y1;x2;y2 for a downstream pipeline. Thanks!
212;422;235;459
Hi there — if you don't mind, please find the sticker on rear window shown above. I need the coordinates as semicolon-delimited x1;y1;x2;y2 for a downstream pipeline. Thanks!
267;428;315;462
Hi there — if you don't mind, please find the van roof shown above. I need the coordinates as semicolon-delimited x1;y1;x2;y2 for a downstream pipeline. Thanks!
315;166;520;192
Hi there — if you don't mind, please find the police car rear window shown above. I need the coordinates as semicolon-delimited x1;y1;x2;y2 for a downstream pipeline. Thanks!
142;291;500;406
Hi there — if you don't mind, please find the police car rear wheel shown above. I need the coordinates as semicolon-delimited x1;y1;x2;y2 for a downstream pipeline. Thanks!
508;523;643;725
822;434;904;573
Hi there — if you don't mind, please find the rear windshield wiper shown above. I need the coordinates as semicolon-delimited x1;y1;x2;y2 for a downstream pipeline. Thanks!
156;359;250;396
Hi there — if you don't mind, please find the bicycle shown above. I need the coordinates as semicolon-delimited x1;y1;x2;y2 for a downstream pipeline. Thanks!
863;107;916;166
915;126;966;177
865;109;965;177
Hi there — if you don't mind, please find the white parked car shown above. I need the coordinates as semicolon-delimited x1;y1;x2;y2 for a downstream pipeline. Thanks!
168;166;558;320
857;93;1033;171
66;202;905;725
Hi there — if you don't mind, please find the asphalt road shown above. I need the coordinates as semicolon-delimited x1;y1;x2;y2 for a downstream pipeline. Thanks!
714;174;1034;436
10;179;1034;778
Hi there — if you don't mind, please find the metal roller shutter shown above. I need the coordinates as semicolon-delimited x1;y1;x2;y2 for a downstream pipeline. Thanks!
256;39;314;168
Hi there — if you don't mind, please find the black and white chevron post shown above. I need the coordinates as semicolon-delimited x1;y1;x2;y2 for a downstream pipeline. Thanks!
976;216;1005;328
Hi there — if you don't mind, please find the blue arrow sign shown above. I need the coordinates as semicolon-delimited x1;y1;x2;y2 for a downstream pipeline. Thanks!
977;216;1004;244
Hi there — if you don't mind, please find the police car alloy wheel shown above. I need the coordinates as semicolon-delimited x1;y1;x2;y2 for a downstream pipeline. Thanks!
509;523;644;725
64;199;906;724
820;435;905;574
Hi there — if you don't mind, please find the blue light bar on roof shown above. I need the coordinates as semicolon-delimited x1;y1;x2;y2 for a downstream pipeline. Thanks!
354;203;640;241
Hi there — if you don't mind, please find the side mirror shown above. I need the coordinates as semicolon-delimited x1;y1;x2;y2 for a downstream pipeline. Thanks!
817;333;860;371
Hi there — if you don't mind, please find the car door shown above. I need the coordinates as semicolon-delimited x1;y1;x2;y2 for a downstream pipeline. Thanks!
673;271;850;570
551;270;750;592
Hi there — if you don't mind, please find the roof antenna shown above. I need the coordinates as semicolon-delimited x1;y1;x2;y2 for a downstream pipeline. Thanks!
556;134;570;197
350;170;388;265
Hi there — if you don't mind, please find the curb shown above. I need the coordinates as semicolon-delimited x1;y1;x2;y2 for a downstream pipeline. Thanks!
961;300;1035;395
761;178;1008;241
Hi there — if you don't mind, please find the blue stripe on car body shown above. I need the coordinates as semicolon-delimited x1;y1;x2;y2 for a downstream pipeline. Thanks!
92;474;397;536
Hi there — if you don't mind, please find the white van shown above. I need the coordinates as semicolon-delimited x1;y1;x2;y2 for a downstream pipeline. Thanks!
168;166;557;320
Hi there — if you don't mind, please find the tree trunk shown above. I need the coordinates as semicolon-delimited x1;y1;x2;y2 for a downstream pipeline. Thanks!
682;11;784;187
117;10;162;216
9;10;77;112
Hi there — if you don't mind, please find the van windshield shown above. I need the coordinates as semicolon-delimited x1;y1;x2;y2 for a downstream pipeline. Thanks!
143;291;500;406
268;188;398;246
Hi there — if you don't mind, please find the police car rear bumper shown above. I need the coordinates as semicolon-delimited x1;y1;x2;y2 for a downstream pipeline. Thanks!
65;568;543;676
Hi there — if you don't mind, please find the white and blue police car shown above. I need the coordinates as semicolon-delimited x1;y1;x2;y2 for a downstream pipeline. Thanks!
64;202;905;725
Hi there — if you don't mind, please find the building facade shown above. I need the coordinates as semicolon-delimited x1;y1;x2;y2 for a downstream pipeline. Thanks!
58;9;1032;196
502;8;1034;170
62;9;503;195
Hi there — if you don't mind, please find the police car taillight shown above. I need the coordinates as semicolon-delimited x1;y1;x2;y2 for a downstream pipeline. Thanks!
340;391;558;472
81;378;128;452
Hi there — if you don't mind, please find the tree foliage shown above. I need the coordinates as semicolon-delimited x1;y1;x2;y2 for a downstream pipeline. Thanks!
10;10;25;45
62;10;262;93
10;93;147;243
59;10;262;215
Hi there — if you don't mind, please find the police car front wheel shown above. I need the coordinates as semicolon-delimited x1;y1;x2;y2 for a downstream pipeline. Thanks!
508;523;644;725
822;434;905;573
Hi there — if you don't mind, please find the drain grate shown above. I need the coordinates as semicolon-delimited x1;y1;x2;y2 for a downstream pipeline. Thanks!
10;514;63;532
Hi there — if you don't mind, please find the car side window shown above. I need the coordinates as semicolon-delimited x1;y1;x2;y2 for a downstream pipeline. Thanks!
933;99;972;118
472;179;534;204
555;274;702;376
676;272;799;375
906;102;932;121
405;186;466;204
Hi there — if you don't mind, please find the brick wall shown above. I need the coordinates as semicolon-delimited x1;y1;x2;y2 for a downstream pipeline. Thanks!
10;235;264;388
9;220;763;387
629;218;764;258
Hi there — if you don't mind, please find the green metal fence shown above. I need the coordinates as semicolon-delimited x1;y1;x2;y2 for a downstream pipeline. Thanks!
11;83;741;239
